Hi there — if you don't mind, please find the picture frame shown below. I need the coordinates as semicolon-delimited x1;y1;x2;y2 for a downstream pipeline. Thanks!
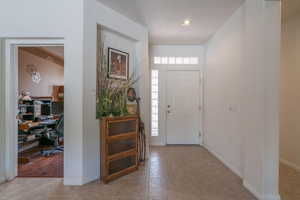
108;48;129;80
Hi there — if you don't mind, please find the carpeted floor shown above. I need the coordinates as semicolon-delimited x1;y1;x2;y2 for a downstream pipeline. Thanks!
18;153;63;178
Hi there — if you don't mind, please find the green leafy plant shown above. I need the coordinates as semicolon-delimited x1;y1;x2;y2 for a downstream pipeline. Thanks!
96;40;139;118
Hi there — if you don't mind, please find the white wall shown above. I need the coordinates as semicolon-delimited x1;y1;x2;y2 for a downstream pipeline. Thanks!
205;5;244;177
81;1;150;183
102;28;137;76
243;1;281;199
150;45;205;145
18;50;64;97
0;39;5;183
0;0;86;185
0;0;149;185
280;12;300;171
205;1;281;200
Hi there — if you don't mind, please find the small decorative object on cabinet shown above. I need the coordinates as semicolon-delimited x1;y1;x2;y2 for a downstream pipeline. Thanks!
100;115;139;183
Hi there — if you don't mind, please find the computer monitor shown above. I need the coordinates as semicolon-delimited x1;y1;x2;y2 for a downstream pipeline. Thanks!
22;100;33;105
52;102;64;115
41;103;51;115
26;105;35;114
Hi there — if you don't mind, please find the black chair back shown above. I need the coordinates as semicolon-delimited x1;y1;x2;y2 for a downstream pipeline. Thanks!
56;115;64;136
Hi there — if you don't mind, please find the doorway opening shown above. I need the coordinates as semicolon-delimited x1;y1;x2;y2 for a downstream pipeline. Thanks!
17;46;64;178
150;65;203;146
165;70;201;145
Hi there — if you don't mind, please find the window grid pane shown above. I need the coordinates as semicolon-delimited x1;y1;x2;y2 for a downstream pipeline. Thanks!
175;57;183;64
151;70;159;136
153;56;199;65
154;57;161;64
169;57;175;64
190;57;199;64
183;57;190;64
161;57;168;64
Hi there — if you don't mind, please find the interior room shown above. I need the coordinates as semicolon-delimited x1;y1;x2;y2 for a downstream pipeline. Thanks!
0;0;283;200
280;1;300;200
17;46;64;177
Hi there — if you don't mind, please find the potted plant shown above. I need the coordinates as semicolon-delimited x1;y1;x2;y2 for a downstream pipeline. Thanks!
96;42;139;119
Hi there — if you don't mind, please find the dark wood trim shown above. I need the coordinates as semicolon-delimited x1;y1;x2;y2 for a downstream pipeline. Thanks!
107;132;137;141
104;165;138;183
107;149;136;161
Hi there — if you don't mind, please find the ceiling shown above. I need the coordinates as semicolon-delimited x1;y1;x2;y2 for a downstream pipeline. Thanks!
282;0;300;21
41;46;64;58
97;0;245;45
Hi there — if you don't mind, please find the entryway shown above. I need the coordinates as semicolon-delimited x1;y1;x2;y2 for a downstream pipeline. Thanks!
166;70;201;145
2;39;65;181
17;46;64;177
150;62;203;146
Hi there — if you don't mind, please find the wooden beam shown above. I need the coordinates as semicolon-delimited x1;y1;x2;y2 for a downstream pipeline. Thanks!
20;47;64;67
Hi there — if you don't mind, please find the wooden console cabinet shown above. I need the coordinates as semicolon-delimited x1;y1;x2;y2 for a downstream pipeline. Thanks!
100;115;139;183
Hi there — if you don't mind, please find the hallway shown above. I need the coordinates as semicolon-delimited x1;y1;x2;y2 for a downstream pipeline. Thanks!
0;146;256;200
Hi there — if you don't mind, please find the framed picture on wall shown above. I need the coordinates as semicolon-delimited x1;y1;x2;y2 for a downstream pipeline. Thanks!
108;48;129;80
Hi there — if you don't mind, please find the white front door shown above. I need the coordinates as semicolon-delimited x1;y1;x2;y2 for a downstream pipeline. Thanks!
166;70;201;145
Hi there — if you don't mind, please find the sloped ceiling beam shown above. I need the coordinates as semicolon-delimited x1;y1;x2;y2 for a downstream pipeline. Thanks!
20;47;64;67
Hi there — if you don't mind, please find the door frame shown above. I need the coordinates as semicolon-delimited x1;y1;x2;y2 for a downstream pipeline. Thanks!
151;66;203;146
2;39;64;181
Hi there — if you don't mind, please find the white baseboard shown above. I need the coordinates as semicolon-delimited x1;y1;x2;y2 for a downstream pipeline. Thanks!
64;175;100;186
64;177;84;185
82;175;100;185
243;180;281;200
243;180;262;200
280;158;300;172
263;194;281;200
203;144;242;178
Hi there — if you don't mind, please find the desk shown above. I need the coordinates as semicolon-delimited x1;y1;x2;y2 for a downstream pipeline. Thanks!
19;121;41;132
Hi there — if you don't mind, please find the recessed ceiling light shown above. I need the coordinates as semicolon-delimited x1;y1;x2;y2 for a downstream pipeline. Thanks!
182;19;191;26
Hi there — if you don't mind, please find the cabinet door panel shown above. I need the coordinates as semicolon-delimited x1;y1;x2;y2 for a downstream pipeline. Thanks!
108;137;136;156
108;155;136;175
108;119;137;136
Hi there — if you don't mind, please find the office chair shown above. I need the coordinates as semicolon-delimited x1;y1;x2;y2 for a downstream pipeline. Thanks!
42;115;64;156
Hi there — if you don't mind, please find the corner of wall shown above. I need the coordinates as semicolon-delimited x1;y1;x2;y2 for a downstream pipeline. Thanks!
203;144;242;178
64;177;85;186
0;39;5;183
244;179;281;200
243;180;262;200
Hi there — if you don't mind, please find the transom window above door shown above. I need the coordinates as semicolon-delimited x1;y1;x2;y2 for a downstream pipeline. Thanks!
154;57;199;65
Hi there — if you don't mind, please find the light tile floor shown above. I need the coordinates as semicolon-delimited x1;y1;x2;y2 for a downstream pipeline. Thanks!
0;146;258;200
